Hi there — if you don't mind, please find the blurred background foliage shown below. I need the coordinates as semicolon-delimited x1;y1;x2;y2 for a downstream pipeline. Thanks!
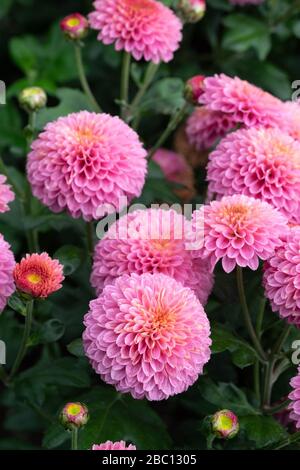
0;0;300;450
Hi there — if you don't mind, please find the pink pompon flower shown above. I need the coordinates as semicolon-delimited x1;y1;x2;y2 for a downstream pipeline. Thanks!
289;366;300;429
207;127;300;224
91;208;214;305
89;0;182;63
0;234;15;313
0;174;14;213
152;148;195;201
13;253;64;299
83;272;211;400
27;112;147;221
186;107;237;151
60;13;89;40
263;226;300;326
92;441;136;450
199;74;284;128
190;194;288;273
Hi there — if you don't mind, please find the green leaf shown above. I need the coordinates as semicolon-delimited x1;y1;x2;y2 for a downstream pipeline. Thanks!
54;245;83;276
8;294;27;316
0;103;25;150
240;415;288;448
211;323;257;368
222;14;271;61
141;78;185;115
44;387;172;450
32;319;65;345
0;0;13;19
67;338;85;357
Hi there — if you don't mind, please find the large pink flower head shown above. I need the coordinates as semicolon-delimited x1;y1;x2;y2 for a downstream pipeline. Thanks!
186;107;237;151
190;194;288;273
0;234;15;313
0;175;14;213
282;101;300;143
13;253;64;299
263;226;300;326
83;272;212;400
91;208;214;305
92;441;136;450
199;74;284;128
207;127;300;223
27;112;147;221
288;366;300;429
89;0;182;63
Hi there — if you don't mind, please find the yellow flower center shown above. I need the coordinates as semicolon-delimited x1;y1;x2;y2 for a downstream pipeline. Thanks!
218;414;233;431
66;17;80;28
27;273;42;284
66;403;82;416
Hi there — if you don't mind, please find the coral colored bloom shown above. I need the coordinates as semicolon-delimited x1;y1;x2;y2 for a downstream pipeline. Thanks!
184;76;205;105
263;226;300;326
0;234;15;313
207;127;300;223
211;410;239;439
83;272;211;400
89;0;182;63
91;208;213;305
60;13;89;40
60;402;89;430
190;194;288;273
0;175;14;213
27;112;147;221
152;148;195;201
199;74;284;128
13;253;64;299
289;367;300;429
186;107;237;151
92;441;136;450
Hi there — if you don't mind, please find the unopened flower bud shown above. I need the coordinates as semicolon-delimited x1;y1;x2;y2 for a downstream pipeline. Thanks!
211;409;239;439
184;75;205;105
18;87;47;113
60;13;89;41
60;402;89;430
177;0;206;24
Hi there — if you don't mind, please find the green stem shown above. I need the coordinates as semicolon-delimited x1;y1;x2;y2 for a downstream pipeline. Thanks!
273;431;300;450
262;358;276;407
148;104;189;159
74;45;101;113
86;221;95;259
272;324;292;356
254;297;267;403
128;62;159;123
9;300;34;381
236;267;267;362
120;52;131;120
71;428;78;451
265;398;290;415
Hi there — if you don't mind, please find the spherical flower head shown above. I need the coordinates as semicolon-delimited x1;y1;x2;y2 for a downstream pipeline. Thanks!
89;0;182;63
13;253;64;299
177;0;206;23
60;402;89;430
84;272;211;400
0;234;15;313
91;208;214;305
60;13;89;41
211;410;239;439
289;366;300;429
19;87;47;113
0;175;15;213
92;441;136;450
152;148;195;201
263;226;300;326
27;111;147;221
186;106;237;151
184;75;205;105
207;127;300;224
190;194;288;273
199;74;284;128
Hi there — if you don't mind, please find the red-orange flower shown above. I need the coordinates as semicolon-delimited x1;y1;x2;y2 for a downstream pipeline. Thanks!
13;253;64;299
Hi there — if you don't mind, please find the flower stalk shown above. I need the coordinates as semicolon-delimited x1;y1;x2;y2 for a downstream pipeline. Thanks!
74;45;101;113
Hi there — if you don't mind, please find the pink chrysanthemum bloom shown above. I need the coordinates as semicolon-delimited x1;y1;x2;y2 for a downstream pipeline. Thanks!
13;253;64;299
89;0;182;63
92;441;136;450
199;74;284;128
0;175;14;213
289;366;300;429
207;127;300;223
186;107;237;151
281;101;300;143
190;194;288;273
91;208;213;305
27;112;147;221
83;272;211;400
0;234;15;313
263;226;300;326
